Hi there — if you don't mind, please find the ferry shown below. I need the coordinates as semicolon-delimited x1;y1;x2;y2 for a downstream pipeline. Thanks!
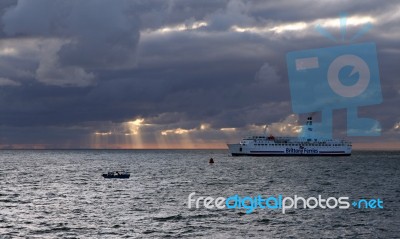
227;117;351;156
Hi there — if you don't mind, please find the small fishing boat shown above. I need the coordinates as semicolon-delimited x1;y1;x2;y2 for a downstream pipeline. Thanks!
102;171;130;179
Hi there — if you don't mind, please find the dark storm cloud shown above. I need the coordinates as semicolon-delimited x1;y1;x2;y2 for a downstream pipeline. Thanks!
134;0;229;30
130;29;292;130
248;0;397;21
2;0;140;86
0;0;399;148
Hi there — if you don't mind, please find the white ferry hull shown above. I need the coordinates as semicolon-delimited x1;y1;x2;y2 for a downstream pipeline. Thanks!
227;144;351;156
228;117;352;156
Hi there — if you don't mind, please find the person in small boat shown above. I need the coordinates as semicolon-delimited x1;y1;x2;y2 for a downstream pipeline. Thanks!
209;158;214;164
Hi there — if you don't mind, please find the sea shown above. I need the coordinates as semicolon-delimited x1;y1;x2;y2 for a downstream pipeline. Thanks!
0;150;399;238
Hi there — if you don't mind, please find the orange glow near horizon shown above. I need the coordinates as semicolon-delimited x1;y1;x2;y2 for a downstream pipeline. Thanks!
351;142;400;151
94;141;400;150
94;131;112;136
220;127;236;132
1;141;400;150
88;141;228;149
82;117;400;150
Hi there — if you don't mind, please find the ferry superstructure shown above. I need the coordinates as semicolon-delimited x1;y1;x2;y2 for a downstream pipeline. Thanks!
227;117;352;156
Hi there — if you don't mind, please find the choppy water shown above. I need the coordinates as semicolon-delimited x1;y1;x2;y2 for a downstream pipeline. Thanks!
0;150;399;238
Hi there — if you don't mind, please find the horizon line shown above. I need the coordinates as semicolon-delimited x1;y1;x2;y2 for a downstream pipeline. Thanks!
0;148;399;151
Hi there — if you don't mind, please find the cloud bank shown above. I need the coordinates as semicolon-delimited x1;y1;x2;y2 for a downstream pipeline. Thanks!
0;0;399;149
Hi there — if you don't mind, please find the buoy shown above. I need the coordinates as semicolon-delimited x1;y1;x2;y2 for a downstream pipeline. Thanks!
209;158;214;164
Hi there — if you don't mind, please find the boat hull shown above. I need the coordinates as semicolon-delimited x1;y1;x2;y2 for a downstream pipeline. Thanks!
231;153;351;156
227;144;351;157
102;174;130;179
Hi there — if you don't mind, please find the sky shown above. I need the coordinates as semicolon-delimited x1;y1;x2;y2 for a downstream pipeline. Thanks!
0;0;399;149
